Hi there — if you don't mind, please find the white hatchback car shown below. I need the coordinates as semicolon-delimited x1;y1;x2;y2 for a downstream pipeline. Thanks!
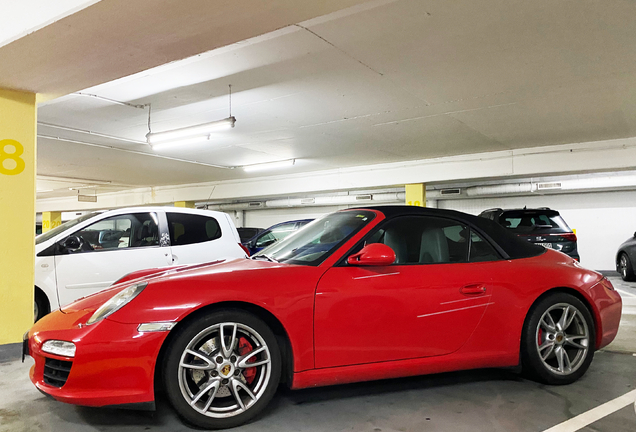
34;207;247;320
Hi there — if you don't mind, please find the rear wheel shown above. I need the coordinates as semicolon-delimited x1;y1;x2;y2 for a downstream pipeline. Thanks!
521;293;595;385
618;253;635;281
164;310;281;429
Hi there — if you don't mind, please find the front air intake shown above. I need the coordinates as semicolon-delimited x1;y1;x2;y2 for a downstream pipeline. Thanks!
43;358;72;388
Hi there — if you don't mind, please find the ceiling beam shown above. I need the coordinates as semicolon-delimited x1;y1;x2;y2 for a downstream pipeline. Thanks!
36;136;636;212
0;0;370;100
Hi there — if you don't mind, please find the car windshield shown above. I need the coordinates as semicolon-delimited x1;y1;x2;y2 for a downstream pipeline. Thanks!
500;210;571;234
35;212;100;245
253;210;375;266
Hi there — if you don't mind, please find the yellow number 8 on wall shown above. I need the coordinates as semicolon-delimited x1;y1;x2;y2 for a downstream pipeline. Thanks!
0;139;26;176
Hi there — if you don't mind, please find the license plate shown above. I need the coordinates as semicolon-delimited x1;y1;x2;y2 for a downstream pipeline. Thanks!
22;331;29;362
537;242;553;249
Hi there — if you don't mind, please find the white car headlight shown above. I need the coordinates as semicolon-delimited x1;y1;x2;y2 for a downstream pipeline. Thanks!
42;340;76;358
86;282;148;325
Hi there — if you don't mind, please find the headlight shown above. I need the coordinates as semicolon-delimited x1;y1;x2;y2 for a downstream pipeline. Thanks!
42;340;76;358
86;282;148;325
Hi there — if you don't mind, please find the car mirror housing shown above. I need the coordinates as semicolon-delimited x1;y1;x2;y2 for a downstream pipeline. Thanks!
348;243;396;266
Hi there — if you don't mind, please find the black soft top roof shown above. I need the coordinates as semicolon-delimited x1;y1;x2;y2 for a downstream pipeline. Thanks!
352;205;545;260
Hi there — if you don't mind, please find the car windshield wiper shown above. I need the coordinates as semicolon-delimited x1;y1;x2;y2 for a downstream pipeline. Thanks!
252;254;279;263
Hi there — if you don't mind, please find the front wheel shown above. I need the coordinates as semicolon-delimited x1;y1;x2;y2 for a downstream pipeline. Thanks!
521;293;595;385
164;310;281;429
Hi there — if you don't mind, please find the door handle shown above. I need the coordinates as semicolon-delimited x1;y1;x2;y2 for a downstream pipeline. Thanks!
461;283;486;295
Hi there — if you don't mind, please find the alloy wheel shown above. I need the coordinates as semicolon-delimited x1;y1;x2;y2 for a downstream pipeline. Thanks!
619;255;628;279
535;303;589;376
177;322;272;418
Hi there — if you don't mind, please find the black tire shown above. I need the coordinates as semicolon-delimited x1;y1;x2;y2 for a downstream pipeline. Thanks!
521;293;595;385
618;253;636;282
163;310;281;429
34;289;50;322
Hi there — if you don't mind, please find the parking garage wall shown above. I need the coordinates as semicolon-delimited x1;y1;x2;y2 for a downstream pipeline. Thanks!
243;205;348;229
438;190;636;271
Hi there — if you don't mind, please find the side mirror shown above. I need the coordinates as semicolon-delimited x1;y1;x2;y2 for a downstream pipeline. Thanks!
633;231;636;238
347;243;396;266
61;235;83;252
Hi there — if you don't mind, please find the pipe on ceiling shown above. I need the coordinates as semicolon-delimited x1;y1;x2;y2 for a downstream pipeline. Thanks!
206;192;408;211
465;183;534;197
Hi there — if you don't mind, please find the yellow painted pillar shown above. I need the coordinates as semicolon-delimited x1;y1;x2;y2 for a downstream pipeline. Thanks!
174;201;195;208
42;211;61;233
405;183;426;207
0;88;37;344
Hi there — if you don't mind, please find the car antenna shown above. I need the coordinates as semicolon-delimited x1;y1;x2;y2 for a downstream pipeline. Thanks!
523;206;527;210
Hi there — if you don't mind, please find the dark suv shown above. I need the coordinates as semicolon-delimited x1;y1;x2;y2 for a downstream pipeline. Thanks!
478;207;579;261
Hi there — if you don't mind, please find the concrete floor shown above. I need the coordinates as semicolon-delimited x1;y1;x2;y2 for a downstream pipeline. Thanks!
605;276;636;354
1;278;635;432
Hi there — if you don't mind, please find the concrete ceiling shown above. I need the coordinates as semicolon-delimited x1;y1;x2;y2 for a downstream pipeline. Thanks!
18;0;636;199
0;0;370;98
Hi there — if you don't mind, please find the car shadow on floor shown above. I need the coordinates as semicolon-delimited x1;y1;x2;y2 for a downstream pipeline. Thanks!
68;367;525;430
276;367;524;406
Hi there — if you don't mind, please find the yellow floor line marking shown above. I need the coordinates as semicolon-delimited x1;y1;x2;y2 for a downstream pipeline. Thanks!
542;389;636;432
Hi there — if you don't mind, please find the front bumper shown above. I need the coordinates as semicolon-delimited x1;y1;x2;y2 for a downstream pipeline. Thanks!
26;308;169;407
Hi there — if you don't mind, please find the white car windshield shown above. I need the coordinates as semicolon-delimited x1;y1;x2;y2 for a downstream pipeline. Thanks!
253;210;375;266
36;212;100;245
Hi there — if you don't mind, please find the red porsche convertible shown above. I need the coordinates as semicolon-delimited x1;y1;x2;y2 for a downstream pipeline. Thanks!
25;206;622;429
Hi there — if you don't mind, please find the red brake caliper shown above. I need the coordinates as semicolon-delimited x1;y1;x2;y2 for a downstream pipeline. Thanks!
238;337;256;384
538;328;543;347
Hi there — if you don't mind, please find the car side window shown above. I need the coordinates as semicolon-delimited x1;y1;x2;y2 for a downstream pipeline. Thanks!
72;213;159;252
167;213;222;246
255;231;275;248
469;230;500;262
363;216;469;264
271;223;297;239
255;223;296;248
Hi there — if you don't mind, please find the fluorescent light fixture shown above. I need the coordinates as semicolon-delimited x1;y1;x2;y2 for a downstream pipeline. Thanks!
560;174;636;191
146;116;236;145
243;159;296;172
150;135;213;151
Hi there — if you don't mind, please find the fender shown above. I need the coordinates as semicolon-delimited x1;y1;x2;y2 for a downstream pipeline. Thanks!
111;260;226;286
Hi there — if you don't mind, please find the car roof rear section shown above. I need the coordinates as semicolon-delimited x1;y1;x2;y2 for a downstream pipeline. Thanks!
351;206;545;260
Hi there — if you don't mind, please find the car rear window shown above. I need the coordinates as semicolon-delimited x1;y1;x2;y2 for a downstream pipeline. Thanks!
168;213;222;246
499;210;571;233
237;228;261;243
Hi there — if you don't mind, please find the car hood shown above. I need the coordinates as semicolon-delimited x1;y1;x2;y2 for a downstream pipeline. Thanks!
619;236;636;249
60;258;286;314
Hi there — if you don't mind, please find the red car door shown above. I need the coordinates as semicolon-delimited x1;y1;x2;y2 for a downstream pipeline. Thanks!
314;215;499;369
